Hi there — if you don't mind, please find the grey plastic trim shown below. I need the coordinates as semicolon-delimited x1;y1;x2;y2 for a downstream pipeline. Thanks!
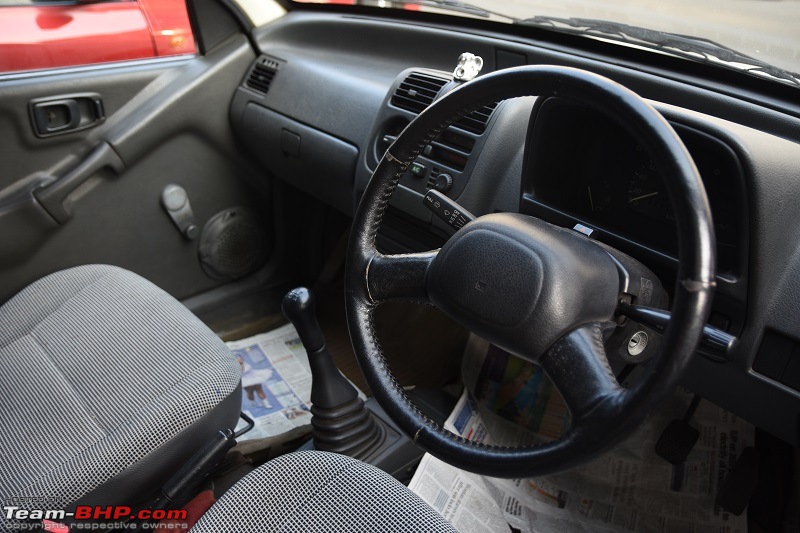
0;56;196;83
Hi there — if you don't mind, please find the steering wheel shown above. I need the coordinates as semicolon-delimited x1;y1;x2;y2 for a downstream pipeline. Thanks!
345;65;716;478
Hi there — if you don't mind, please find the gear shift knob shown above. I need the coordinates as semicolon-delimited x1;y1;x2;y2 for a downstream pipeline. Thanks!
282;286;384;457
281;287;326;353
282;287;357;407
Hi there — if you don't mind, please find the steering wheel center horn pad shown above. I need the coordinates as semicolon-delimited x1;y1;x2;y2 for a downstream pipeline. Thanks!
428;213;620;360
346;65;716;478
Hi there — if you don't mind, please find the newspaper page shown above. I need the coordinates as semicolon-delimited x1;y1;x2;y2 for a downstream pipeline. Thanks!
227;324;315;440
409;453;510;533
228;323;366;441
410;337;754;533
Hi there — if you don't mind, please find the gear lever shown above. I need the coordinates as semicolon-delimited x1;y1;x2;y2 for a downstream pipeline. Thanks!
282;287;384;458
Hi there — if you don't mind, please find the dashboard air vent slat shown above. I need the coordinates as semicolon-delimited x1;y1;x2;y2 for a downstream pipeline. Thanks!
246;61;278;95
392;72;448;114
454;102;499;135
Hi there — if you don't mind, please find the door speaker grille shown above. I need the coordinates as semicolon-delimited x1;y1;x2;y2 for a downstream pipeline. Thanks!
198;207;269;280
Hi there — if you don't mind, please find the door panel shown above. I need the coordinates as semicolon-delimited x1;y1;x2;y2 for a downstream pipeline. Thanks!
0;35;273;305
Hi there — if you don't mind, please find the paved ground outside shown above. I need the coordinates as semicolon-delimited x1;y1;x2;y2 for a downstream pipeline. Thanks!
469;0;800;74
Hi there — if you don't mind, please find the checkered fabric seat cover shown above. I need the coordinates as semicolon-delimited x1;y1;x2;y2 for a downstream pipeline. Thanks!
192;450;458;532
0;265;241;528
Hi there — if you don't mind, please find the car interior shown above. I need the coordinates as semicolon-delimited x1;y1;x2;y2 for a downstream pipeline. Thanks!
1;0;800;531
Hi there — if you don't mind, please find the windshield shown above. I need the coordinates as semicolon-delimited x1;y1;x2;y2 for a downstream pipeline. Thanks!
292;0;800;87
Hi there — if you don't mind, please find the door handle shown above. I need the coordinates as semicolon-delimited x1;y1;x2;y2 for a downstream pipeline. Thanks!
29;93;105;137
33;142;124;223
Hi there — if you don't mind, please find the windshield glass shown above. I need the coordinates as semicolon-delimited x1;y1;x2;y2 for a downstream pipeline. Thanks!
292;0;800;87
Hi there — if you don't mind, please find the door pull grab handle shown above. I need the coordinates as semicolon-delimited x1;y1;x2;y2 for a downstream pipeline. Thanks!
33;142;124;224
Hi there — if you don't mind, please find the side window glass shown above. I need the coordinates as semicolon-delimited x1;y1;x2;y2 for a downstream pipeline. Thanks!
0;0;196;74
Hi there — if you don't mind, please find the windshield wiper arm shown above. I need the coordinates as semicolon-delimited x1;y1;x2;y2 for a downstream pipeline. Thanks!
517;16;800;88
396;0;517;21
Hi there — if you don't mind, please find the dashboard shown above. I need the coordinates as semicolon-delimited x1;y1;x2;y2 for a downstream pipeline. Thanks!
524;99;745;281
230;11;800;446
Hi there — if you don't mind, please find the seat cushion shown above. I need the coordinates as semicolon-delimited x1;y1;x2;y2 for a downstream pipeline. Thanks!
0;265;240;522
191;450;458;532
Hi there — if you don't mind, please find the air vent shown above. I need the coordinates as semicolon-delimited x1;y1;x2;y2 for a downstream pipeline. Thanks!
391;72;448;114
454;102;499;135
245;57;280;95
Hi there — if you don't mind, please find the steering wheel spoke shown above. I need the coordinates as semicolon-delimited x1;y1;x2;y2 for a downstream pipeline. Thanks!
539;322;623;422
366;250;437;304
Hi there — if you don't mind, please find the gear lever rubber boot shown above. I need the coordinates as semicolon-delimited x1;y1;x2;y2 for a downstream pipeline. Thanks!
282;288;384;458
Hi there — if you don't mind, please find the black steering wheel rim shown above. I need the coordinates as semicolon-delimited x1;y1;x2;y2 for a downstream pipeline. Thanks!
346;65;716;478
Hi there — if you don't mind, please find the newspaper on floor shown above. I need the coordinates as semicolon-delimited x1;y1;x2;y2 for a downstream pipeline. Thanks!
228;322;364;442
409;336;754;533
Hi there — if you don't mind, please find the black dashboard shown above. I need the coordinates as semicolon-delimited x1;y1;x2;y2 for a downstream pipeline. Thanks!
521;98;750;336
230;11;800;446
524;99;746;281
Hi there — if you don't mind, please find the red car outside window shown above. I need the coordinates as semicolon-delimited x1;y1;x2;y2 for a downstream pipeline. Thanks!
0;0;196;73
